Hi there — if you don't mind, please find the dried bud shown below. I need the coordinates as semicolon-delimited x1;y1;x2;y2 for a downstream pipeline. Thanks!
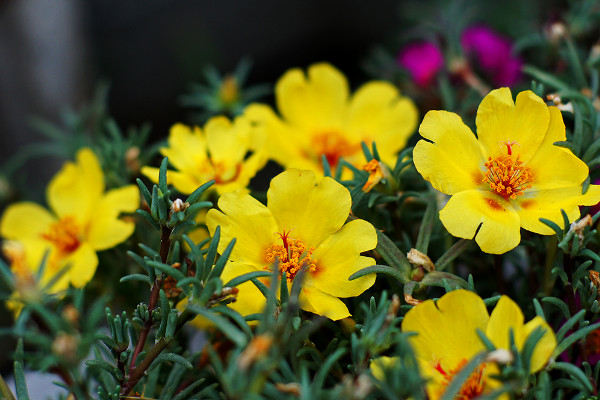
62;304;80;325
171;198;190;213
485;348;514;364
546;21;567;43
275;382;301;396
590;270;600;289
569;214;593;244
237;334;273;370
407;248;435;272
404;293;422;306
52;332;79;364
361;160;390;192
547;93;574;113
125;146;141;173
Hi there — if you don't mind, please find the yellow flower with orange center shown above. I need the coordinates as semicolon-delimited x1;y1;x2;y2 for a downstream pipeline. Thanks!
0;148;139;294
243;63;418;175
371;290;556;400
141;115;266;195
413;88;600;254
205;169;378;320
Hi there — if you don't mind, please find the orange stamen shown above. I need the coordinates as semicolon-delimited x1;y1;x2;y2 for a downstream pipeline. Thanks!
435;359;487;399
265;232;317;282
312;132;361;168
483;154;533;200
41;216;82;255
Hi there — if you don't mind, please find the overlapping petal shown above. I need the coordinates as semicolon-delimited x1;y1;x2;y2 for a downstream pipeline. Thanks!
0;202;56;241
414;110;484;194
276;63;348;130
439;190;521;254
48;148;104;225
476;89;549;162
267;170;351;246
299;284;350;321
206;190;278;266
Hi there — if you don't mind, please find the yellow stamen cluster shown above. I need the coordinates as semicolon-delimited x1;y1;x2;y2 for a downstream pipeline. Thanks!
313;131;360;168
265;232;317;282
435;359;487;399
484;154;533;200
41;216;82;254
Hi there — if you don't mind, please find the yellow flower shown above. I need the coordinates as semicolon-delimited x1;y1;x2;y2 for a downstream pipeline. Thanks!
397;289;556;400
413;88;600;254
141;115;266;195
0;148;139;293
205;169;377;320
244;63;418;175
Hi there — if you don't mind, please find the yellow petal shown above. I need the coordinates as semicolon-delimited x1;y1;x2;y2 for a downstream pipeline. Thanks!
87;185;139;250
47;148;104;224
439;190;521;254
523;316;556;372
526;107;589;190
402;289;489;372
486;296;525;351
476;89;549;163
220;260;266;316
299;284;350;320
162;124;207;173
345;81;418;162
267;169;351;247
308;219;377;297
414;110;485;194
243;104;306;169
55;242;98;289
206;190;278;266
369;356;397;381
1;202;56;241
516;185;600;235
205;115;249;165
276;63;348;130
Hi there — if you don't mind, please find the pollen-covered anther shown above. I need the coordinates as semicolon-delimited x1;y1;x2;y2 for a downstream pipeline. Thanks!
265;231;317;282
41;216;82;254
435;359;487;399
484;154;534;200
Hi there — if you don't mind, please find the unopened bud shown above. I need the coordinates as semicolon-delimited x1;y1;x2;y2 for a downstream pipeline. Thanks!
125;146;141;173
485;348;514;364
275;382;301;396
569;214;593;243
237;334;273;370
172;198;189;213
62;305;80;325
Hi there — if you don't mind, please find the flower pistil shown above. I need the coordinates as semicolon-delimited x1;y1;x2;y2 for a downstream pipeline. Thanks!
265;230;317;282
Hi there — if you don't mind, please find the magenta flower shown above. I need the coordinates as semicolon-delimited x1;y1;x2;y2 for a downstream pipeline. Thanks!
461;25;523;87
397;41;444;87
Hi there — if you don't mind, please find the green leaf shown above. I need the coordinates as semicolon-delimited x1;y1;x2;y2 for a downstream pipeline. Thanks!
542;296;571;319
373;230;411;283
119;274;151;284
224;271;272;288
553;322;600;358
136;178;153;207
147;260;186;281
13;361;29;400
539;218;564;238
209;238;236;279
136;209;160;230
435;239;473;272
549;362;594;394
349;264;406;282
85;359;118;377
415;193;437;253
421;271;469;290
158;157;169;194
187;180;215;204
187;306;248;347
149;352;193;372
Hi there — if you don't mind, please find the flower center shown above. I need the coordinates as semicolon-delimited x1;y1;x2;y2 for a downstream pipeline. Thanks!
435;359;487;399
41;216;82;255
312;131;360;168
210;161;243;185
264;230;317;282
483;153;533;200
